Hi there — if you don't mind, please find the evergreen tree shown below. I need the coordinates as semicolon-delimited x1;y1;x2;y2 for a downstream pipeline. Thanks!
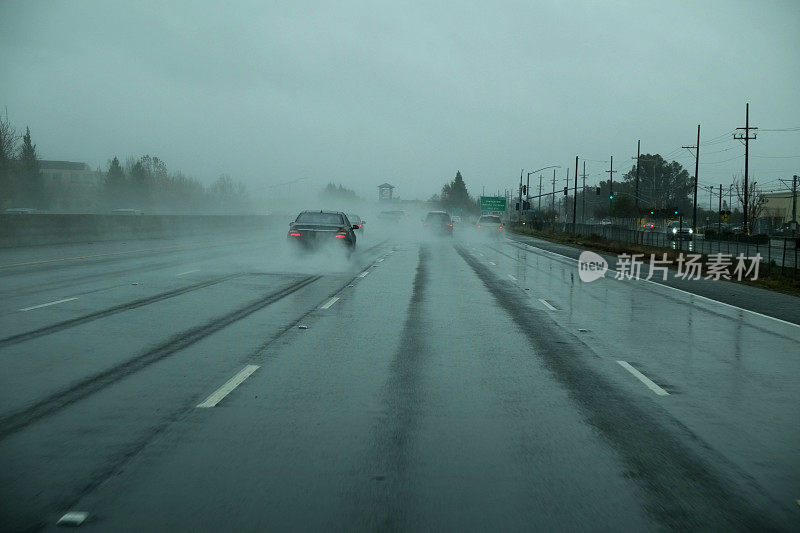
441;170;477;214
0;114;19;208
104;156;127;207
19;127;44;208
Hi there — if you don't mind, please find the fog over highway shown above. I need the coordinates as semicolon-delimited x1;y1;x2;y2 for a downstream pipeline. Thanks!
0;219;798;532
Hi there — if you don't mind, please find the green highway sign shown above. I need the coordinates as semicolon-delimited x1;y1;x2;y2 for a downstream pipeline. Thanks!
480;196;506;211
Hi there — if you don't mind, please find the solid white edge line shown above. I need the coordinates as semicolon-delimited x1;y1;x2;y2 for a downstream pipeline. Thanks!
320;296;340;309
358;270;370;278
197;365;260;408
507;237;800;330
617;361;669;396
19;297;79;312
538;298;557;311
177;269;200;276
489;261;497;265
508;274;517;280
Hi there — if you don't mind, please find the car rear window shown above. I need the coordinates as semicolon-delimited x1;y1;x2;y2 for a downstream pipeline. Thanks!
296;212;344;225
479;216;501;223
425;212;451;222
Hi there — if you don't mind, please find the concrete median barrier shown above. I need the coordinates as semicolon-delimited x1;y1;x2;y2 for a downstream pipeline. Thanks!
0;214;274;247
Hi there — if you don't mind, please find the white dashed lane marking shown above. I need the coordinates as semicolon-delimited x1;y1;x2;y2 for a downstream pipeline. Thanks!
197;365;260;408
320;296;340;310
19;297;79;312
538;298;557;311
617;361;669;396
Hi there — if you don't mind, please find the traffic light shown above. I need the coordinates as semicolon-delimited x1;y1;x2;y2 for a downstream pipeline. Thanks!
650;210;655;215
609;194;614;200
673;209;679;215
563;186;568;196
522;185;527;195
515;202;520;211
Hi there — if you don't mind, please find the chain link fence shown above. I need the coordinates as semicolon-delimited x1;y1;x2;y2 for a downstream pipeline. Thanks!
522;221;799;279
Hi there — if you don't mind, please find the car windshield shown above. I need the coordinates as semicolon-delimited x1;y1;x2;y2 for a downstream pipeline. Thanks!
295;212;344;225
2;3;797;531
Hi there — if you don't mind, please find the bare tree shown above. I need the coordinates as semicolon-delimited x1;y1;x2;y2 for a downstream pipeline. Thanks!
733;175;765;228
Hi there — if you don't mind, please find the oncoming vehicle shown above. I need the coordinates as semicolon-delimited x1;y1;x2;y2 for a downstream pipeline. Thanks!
666;220;692;241
476;215;504;238
423;210;453;237
287;210;358;253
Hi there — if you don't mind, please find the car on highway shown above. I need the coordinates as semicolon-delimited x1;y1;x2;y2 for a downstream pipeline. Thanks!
347;213;365;233
642;221;657;231
476;214;504;238
423;210;453;237
287;210;358;253
378;210;406;222
666;220;692;240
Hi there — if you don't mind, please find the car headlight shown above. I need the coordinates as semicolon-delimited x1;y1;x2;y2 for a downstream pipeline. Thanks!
672;228;677;234
688;228;693;234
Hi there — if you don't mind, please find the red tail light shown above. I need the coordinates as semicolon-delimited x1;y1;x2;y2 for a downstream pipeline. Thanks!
289;232;301;237
477;225;481;228
448;224;453;227
499;226;503;229
335;234;346;239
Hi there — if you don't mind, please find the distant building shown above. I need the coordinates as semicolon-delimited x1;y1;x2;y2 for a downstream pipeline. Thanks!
40;160;104;190
378;182;395;202
760;191;799;226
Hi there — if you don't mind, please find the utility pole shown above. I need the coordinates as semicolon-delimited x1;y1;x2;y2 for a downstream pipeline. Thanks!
538;175;543;212
526;172;533;208
718;183;722;235
606;156;616;219
794;175;798;237
564;168;571;223
551;170;556;215
782;175;799;237
634;140;640;213
734;103;757;234
581;161;587;224
518;169;524;223
683;125;700;230
572;156;578;230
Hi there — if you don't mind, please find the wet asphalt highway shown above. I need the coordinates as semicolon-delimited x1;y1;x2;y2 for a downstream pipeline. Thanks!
0;226;799;531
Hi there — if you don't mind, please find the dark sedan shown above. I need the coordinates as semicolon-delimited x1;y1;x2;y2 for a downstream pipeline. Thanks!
288;211;358;253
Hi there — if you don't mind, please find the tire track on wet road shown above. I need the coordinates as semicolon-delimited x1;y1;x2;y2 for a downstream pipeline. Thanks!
0;275;320;438
455;244;790;531
0;274;244;348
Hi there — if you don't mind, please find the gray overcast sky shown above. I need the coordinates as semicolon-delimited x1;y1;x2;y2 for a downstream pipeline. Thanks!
1;0;798;201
